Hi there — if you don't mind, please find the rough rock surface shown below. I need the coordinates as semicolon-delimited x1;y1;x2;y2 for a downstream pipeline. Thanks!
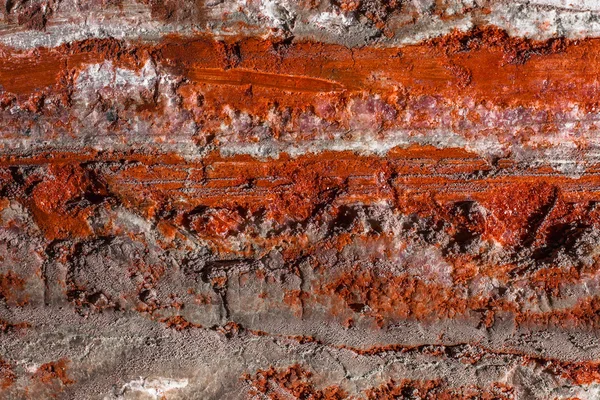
2;1;600;399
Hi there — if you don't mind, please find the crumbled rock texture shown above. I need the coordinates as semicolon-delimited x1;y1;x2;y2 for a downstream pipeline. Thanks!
3;1;600;399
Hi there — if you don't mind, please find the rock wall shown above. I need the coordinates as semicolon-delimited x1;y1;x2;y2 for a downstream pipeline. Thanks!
1;1;600;399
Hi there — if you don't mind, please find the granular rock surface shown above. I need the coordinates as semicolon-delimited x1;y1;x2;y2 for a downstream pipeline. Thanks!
3;1;600;399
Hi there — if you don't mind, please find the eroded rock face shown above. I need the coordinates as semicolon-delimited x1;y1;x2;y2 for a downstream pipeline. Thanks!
2;1;600;399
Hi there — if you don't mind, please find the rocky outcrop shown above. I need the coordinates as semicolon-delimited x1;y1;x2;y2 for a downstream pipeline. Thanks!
1;1;600;399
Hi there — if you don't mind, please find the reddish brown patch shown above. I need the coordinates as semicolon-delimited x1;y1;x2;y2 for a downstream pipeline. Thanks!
244;364;347;400
2;0;58;30
194;293;215;305
32;359;74;387
217;321;242;338
428;25;569;65
0;271;28;306
160;315;202;330
542;359;600;385
27;163;107;240
0;319;30;333
210;275;228;289
189;208;245;238
480;182;557;247
319;266;507;324
0;359;16;390
137;0;204;23
283;290;309;317
365;379;515;400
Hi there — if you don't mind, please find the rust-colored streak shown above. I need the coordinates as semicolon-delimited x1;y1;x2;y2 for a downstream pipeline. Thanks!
163;32;587;108
2;147;600;244
188;68;345;92
0;26;593;109
0;51;63;94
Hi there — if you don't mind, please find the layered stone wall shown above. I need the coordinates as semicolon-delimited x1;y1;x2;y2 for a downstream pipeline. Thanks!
1;1;600;399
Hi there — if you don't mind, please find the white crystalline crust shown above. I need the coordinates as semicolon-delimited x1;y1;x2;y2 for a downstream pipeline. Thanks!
1;0;600;49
